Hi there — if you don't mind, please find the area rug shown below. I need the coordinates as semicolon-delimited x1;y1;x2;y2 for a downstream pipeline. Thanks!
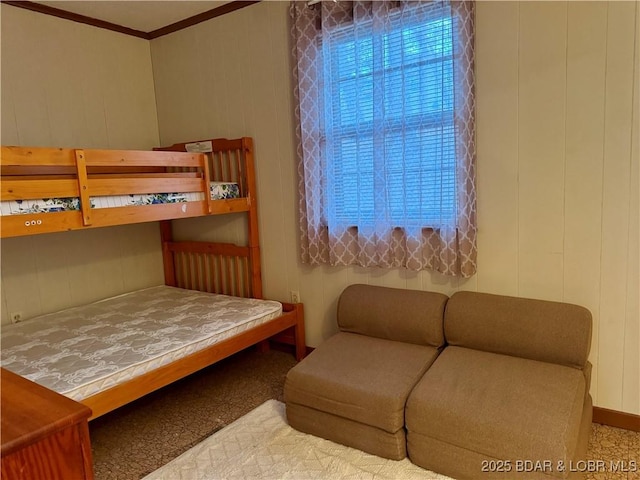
142;399;453;479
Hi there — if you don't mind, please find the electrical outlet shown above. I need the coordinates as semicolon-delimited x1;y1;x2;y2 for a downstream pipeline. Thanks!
290;290;301;304
10;312;23;324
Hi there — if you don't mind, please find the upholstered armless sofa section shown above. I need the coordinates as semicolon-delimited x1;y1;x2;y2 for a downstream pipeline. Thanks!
284;284;449;460
406;291;593;479
284;285;593;480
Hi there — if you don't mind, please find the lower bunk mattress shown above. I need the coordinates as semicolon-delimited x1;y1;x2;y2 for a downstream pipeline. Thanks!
0;286;282;401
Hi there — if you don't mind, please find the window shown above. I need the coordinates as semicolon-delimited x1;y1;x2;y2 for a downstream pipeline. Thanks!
291;1;476;277
325;11;456;228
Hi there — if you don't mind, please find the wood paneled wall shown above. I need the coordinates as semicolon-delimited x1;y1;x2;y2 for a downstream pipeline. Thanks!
151;1;639;415
476;1;639;416
0;0;636;416
0;4;165;323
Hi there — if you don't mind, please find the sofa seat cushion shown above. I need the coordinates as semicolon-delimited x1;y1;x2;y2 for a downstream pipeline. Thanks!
285;331;440;433
406;346;586;468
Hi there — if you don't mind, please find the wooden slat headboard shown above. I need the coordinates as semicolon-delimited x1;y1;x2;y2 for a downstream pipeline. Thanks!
166;240;253;298
156;137;262;300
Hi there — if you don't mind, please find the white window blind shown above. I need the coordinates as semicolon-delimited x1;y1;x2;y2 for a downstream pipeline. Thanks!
322;4;457;229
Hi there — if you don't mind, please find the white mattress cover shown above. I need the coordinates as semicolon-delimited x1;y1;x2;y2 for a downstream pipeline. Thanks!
0;286;282;401
143;400;450;480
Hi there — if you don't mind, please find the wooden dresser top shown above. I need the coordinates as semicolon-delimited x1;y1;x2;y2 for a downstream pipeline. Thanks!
1;368;92;457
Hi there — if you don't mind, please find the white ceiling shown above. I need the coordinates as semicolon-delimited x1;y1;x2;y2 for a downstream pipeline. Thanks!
37;1;232;33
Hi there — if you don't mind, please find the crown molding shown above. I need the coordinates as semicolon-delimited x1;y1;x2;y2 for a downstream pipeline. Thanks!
148;1;259;39
2;1;260;40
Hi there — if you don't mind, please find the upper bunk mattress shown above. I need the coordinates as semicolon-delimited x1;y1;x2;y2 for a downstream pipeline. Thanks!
0;286;282;401
0;181;240;215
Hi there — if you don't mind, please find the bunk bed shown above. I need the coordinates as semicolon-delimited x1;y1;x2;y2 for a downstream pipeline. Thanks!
0;137;306;420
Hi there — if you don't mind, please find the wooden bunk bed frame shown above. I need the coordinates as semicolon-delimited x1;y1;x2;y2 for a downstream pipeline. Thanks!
0;137;305;420
1;140;249;237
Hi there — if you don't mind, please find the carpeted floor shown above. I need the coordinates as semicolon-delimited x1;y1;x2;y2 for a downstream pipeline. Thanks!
90;348;298;480
89;347;638;480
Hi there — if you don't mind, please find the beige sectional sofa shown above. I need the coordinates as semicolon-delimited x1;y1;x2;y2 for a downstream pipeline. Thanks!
284;285;593;479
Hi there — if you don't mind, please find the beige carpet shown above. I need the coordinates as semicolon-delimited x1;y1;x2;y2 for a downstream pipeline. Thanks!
142;400;452;480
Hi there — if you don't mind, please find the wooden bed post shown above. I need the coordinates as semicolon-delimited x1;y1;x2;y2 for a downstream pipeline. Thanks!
243;138;263;299
160;220;177;287
293;303;306;361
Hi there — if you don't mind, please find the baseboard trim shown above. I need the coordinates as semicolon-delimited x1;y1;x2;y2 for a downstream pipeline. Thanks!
593;407;640;432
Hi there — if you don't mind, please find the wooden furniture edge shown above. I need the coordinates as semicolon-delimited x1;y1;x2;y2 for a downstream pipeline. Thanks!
1;368;95;479
592;406;640;432
82;307;304;420
0;368;93;455
0;202;222;238
281;302;306;361
243;137;263;299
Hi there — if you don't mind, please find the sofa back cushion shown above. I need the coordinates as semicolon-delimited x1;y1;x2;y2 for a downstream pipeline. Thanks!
337;284;447;348
445;291;592;369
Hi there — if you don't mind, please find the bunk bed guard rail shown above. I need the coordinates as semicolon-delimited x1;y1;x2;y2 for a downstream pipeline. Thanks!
0;146;245;237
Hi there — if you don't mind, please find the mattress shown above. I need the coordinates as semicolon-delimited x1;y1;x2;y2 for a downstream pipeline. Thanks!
0;286;282;401
0;181;240;215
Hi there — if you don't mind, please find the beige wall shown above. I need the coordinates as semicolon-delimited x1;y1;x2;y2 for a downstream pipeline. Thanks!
476;1;639;416
0;1;637;416
151;1;639;415
0;5;165;324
